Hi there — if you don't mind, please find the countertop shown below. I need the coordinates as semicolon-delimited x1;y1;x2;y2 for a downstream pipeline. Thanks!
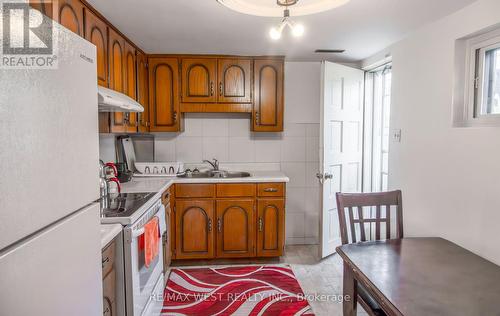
100;224;122;249
121;171;289;194
114;171;289;225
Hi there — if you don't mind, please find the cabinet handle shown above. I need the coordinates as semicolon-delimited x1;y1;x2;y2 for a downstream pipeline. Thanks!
219;82;223;95
264;188;278;193
217;218;222;233
173;111;177;123
258;217;263;232
208;219;212;232
102;257;109;269
255;112;259;125
210;82;214;96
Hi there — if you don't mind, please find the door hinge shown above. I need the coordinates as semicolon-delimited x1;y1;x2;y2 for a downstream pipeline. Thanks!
474;76;480;89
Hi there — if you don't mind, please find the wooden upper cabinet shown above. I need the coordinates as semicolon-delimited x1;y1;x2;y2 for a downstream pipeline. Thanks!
108;28;126;133
29;0;54;19
137;52;150;133
175;200;215;259
257;198;285;257
217;59;252;103
181;58;217;103
148;57;181;132
124;41;137;133
57;0;84;36
216;200;256;258
84;8;108;87
253;59;284;132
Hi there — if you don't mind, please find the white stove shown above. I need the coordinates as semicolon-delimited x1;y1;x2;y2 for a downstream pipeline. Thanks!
100;192;157;225
100;192;166;316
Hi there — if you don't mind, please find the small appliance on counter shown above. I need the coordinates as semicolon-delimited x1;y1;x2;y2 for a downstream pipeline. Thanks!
116;162;133;183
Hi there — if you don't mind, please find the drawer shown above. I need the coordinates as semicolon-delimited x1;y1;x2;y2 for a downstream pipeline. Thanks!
101;240;115;279
257;183;285;197
216;183;256;198
175;184;215;198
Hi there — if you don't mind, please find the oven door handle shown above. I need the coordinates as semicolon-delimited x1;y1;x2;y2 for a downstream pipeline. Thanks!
132;227;145;238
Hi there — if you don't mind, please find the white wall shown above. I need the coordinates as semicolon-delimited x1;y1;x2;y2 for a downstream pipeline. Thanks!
99;62;322;245
363;0;500;265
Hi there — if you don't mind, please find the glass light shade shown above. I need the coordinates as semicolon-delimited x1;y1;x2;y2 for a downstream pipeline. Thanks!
292;23;305;37
269;27;282;40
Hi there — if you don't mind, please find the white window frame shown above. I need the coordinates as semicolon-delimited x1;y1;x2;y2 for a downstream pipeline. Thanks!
457;27;500;127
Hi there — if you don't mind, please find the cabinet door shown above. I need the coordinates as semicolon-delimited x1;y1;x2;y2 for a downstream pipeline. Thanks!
148;57;181;132
181;58;217;103
216;200;255;258
124;41;137;133
102;268;116;316
257;199;285;257
108;28;126;133
217;59;252;103
84;8;108;87
175;200;215;259
253;59;284;132
137;52;150;133
57;0;84;36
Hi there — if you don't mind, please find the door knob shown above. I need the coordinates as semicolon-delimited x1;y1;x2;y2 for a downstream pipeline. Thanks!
316;172;333;184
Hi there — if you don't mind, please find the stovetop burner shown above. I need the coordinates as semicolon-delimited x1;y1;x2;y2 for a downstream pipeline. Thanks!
100;192;156;218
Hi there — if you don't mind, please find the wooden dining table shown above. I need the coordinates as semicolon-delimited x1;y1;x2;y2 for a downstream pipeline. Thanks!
336;237;500;316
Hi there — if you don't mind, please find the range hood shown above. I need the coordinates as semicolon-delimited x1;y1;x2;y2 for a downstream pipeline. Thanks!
98;86;144;112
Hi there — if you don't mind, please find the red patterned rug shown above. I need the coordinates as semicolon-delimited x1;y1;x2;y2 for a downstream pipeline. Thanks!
162;265;315;316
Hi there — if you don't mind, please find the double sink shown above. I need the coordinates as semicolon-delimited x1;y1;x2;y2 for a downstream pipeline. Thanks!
177;170;251;179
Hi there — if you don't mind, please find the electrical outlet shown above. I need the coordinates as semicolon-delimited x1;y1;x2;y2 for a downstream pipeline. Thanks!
392;129;402;143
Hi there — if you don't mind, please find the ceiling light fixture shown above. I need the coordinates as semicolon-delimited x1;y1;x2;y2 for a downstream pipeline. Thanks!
269;0;304;40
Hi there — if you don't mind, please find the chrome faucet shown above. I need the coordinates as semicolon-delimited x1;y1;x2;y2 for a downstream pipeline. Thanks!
203;158;219;171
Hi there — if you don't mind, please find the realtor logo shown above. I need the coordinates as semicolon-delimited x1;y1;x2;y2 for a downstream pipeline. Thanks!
1;1;57;68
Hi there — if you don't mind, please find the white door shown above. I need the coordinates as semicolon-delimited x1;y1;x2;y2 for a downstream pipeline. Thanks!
319;62;364;258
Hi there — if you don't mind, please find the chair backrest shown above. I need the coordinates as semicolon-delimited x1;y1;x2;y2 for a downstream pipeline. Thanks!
336;190;403;245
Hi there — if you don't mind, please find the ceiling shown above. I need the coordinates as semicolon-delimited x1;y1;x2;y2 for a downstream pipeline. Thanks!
87;0;476;63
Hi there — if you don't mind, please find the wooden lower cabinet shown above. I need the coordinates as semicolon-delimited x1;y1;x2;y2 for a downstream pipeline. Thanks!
216;200;255;258
102;269;116;316
102;240;116;316
257;199;285;257
172;183;285;260
175;200;215;259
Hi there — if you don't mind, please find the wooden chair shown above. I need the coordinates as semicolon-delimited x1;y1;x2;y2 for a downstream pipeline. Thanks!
336;190;403;316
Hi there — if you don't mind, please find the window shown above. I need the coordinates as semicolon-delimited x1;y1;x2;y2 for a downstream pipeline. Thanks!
363;64;392;192
476;44;500;116
453;27;500;127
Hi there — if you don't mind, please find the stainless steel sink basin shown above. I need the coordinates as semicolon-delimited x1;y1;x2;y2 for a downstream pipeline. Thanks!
177;170;251;179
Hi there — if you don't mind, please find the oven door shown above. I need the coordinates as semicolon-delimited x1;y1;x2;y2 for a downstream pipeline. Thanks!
124;200;166;316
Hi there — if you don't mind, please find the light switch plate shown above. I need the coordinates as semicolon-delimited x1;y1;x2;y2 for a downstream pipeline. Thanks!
392;129;402;143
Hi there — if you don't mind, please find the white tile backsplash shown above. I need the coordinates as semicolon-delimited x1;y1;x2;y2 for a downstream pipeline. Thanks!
101;62;322;246
255;137;282;162
306;137;320;162
280;162;306;187
281;137;306;162
154;138;176;161
202;116;229;137
175;137;203;162
202;137;229;162
229;137;255;162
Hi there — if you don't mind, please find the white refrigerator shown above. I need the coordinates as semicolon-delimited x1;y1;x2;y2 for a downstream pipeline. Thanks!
0;20;103;316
